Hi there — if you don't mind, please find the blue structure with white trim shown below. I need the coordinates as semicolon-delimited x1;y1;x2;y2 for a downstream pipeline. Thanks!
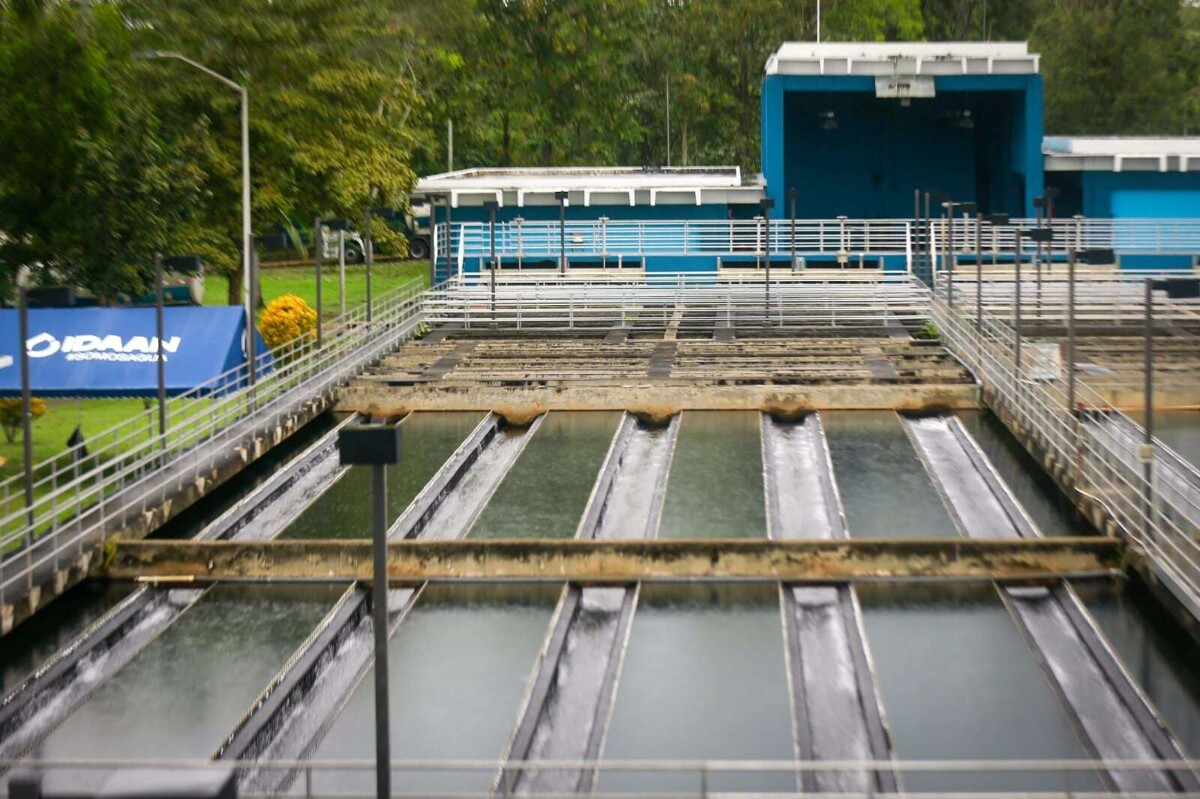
415;41;1200;280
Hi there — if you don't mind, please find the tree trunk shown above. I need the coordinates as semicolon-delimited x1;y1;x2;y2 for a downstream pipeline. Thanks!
681;115;689;166
227;268;243;307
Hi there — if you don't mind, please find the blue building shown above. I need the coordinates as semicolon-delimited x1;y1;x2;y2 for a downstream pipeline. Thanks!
416;42;1199;280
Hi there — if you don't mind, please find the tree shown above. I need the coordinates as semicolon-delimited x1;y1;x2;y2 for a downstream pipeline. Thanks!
0;1;200;303
1032;0;1200;135
122;0;422;302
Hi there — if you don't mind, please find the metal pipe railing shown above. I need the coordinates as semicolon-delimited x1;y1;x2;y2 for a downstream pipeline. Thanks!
1;279;432;604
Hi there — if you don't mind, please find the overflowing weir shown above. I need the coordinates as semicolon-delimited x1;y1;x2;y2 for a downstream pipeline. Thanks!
903;414;1199;793
500;414;678;795
762;414;897;794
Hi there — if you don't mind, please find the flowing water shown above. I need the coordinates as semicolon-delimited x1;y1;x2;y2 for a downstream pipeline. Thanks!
600;584;794;794
859;584;1104;793
470;412;620;538
659;411;766;537
1075;578;1200;756
0;581;132;695
282;412;482;539
957;410;1093;536
308;584;556;795
822;411;959;538
15;584;338;790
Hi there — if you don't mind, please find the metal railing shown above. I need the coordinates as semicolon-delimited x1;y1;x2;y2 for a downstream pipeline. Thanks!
3;756;1198;798
1;278;430;606
434;218;1200;269
931;290;1200;620
422;272;929;333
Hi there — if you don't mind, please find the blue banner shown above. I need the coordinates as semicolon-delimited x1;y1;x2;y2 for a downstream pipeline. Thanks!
0;307;271;397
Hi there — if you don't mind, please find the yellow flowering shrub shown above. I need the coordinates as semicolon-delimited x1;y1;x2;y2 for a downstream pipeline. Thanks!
259;294;317;350
0;397;46;444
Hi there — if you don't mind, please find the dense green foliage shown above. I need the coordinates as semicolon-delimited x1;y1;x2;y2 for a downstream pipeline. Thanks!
1;0;1197;301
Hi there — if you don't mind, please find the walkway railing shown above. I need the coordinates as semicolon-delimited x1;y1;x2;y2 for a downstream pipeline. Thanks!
0;279;430;608
434;217;1200;270
931;290;1200;620
423;272;929;333
4;756;1198;798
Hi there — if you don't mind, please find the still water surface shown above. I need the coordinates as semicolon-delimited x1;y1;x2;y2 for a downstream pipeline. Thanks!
309;584;556;795
470;412;619;538
283;412;481;539
823;412;959;538
22;584;337;788
659;411;766;538
860;584;1103;793
601;584;793;793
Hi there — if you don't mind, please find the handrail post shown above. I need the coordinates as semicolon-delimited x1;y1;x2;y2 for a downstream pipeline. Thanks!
1067;247;1080;487
1014;230;1023;379
975;214;983;333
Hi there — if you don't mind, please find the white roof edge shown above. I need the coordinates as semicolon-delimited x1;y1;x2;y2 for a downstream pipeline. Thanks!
764;41;1038;76
415;166;750;196
1043;136;1200;156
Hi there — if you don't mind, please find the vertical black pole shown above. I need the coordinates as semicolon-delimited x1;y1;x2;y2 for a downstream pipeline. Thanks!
1144;278;1154;544
975;215;983;333
1068;247;1079;484
558;198;566;276
947;206;955;307
445;201;454;283
428;200;438;287
315;217;324;347
789;188;798;270
372;463;391;799
1067;247;1077;415
154;253;167;442
18;286;33;525
1014;231;1022;376
764;217;771;322
364;208;373;326
921;191;931;284
248;244;258;388
489;204;497;323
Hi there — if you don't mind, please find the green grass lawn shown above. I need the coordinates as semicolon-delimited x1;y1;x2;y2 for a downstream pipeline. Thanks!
0;398;151;483
203;260;429;320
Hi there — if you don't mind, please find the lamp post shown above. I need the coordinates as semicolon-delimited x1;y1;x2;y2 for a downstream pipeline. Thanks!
18;283;33;526
980;214;1010;334
483;200;499;323
555;191;569;275
760;197;776;322
363;207;373;325
338;424;403;799
1018;226;1054;377
943;202;976;307
135;51;252;366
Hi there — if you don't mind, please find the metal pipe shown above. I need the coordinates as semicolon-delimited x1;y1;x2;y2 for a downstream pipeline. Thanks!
339;230;347;319
975;214;982;333
314;217;323;347
248;244;258;390
18;285;33;526
155;253;167;442
1014;231;1022;376
371;463;391;799
364;207;373;325
1066;248;1076;416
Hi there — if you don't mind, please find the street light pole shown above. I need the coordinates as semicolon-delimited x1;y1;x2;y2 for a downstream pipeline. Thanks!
760;197;776;323
154;253;167;443
136;50;253;382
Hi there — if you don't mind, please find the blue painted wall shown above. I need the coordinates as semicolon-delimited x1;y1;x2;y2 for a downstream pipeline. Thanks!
1082;171;1200;218
761;74;1043;219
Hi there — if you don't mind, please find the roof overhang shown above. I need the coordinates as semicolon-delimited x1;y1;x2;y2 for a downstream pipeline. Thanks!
764;41;1039;77
1043;137;1200;172
414;167;765;208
